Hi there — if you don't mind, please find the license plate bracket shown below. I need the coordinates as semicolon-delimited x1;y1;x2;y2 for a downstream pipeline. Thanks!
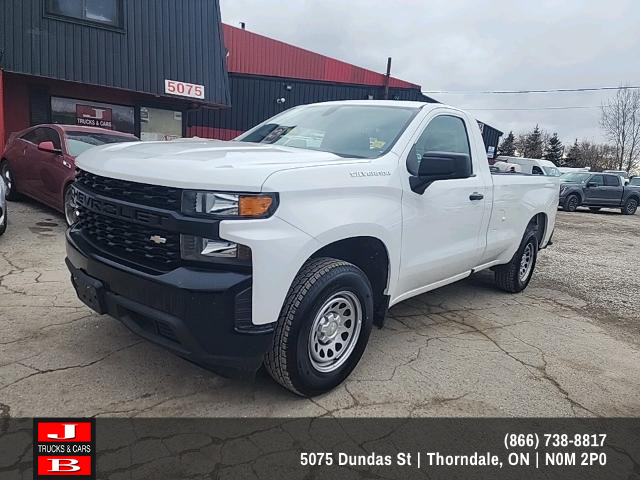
71;269;106;315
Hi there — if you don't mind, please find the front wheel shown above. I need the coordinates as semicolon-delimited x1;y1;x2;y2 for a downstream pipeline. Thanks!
494;227;539;293
563;194;580;212
264;257;374;396
622;198;638;215
63;184;79;226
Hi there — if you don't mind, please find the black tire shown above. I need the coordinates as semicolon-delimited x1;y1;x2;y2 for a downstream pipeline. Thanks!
494;226;539;293
588;207;601;212
622;197;638;215
63;184;79;226
563;194;580;212
0;206;6;236
264;257;374;396
0;160;20;201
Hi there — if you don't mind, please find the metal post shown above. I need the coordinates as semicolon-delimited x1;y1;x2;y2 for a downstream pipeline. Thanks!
383;57;392;100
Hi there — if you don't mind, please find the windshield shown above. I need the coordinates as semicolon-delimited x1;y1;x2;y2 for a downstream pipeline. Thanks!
630;177;640;186
542;166;561;176
561;172;591;183
236;104;418;158
65;131;137;157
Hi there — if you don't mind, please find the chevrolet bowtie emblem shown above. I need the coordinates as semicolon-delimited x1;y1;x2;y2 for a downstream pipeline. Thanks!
149;235;167;245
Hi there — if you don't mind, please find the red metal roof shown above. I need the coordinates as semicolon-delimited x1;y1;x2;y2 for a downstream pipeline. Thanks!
223;24;419;89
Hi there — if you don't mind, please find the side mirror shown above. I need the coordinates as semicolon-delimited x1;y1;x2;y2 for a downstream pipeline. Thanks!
38;141;62;155
586;182;598;188
409;151;471;194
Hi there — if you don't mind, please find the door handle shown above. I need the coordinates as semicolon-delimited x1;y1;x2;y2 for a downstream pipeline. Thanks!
469;192;484;201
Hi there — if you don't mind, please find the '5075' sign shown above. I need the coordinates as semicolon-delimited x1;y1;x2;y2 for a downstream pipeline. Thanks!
165;79;205;99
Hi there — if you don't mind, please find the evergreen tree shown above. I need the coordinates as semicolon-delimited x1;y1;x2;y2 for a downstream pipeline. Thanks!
564;139;580;167
523;125;544;158
543;133;564;164
498;131;516;156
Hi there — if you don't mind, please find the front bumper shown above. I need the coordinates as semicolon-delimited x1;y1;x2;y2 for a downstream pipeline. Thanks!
66;230;274;375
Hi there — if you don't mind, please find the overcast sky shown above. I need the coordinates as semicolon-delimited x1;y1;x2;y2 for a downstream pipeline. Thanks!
220;0;640;145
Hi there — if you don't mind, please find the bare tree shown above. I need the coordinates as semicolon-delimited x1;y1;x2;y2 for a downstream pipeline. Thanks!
601;86;640;172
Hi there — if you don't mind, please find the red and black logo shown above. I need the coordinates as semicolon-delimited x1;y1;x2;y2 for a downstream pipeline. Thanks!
33;419;96;479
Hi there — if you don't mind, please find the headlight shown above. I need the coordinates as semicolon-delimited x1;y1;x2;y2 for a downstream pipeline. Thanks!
181;191;277;218
179;190;273;264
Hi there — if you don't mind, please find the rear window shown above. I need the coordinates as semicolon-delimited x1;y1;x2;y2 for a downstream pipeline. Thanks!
604;175;621;187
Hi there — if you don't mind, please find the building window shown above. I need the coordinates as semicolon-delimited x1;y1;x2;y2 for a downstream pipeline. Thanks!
50;97;135;135
46;0;124;29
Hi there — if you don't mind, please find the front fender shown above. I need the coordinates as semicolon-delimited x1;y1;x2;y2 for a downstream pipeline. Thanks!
220;216;321;326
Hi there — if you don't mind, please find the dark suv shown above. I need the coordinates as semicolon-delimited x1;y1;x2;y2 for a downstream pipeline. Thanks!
559;172;640;215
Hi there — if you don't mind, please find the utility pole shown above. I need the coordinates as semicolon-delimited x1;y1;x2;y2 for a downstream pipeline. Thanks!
383;57;392;100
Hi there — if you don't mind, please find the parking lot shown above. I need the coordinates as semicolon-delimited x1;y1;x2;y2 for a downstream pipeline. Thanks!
1;200;639;418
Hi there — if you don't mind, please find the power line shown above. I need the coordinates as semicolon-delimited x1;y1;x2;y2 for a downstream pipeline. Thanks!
423;85;640;95
465;105;601;111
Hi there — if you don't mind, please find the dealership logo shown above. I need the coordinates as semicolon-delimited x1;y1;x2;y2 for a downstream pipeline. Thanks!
76;105;113;130
33;418;96;479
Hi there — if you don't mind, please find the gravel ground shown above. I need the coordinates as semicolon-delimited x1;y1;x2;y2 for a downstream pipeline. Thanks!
536;208;640;338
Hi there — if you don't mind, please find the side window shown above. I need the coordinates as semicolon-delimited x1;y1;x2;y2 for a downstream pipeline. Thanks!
590;175;604;187
40;128;63;150
532;166;544;175
604;175;620;187
21;129;42;144
410;115;472;173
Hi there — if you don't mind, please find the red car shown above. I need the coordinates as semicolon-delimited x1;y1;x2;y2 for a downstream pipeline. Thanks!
1;125;138;225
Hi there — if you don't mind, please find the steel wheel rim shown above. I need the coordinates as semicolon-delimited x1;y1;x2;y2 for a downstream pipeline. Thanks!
568;197;578;210
1;165;11;193
308;291;362;373
64;188;78;226
519;243;534;282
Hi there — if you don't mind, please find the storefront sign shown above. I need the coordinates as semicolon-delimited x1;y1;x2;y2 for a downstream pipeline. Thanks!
76;105;113;129
165;79;205;99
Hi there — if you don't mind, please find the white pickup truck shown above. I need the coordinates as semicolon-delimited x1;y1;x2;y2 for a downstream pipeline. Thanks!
66;101;559;396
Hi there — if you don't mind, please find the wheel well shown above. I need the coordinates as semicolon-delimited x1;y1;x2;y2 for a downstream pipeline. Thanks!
567;191;581;201
627;195;640;203
528;213;547;247
310;236;390;327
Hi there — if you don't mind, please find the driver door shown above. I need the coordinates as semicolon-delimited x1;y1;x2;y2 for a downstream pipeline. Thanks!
583;174;605;205
29;127;64;207
397;112;489;298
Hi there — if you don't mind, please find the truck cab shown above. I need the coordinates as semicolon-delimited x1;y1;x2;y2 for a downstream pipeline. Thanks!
66;101;559;395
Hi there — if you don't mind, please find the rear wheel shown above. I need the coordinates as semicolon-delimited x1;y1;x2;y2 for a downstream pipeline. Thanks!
0;161;19;201
563;194;580;212
264;257;374;396
494;226;539;293
622;198;638;215
63;184;79;226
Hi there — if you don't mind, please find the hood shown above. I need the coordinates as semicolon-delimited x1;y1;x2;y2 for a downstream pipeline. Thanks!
75;139;364;191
